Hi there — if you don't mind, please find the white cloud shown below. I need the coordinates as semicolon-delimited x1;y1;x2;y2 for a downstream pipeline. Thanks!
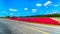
46;11;49;13
2;11;8;15
44;1;52;6
45;11;51;15
24;8;28;10
48;10;58;14
10;13;13;16
52;10;58;13
46;6;49;8
48;13;52;14
36;4;42;7
9;8;18;12
54;4;58;7
10;13;14;17
32;9;38;13
2;11;6;13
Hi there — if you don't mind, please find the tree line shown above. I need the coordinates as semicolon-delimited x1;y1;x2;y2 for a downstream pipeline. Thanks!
0;14;60;18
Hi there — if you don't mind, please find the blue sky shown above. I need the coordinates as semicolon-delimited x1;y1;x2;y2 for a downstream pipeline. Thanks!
0;0;60;17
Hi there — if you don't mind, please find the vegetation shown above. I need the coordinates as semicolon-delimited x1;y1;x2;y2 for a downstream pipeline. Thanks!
24;14;60;17
0;14;60;18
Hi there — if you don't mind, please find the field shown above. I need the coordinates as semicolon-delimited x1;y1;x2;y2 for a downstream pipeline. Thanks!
9;17;60;25
51;17;60;23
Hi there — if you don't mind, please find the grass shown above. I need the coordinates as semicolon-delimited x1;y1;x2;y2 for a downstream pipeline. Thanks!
51;17;60;23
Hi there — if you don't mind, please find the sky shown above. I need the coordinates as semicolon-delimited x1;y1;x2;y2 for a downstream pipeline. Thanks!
0;0;60;17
